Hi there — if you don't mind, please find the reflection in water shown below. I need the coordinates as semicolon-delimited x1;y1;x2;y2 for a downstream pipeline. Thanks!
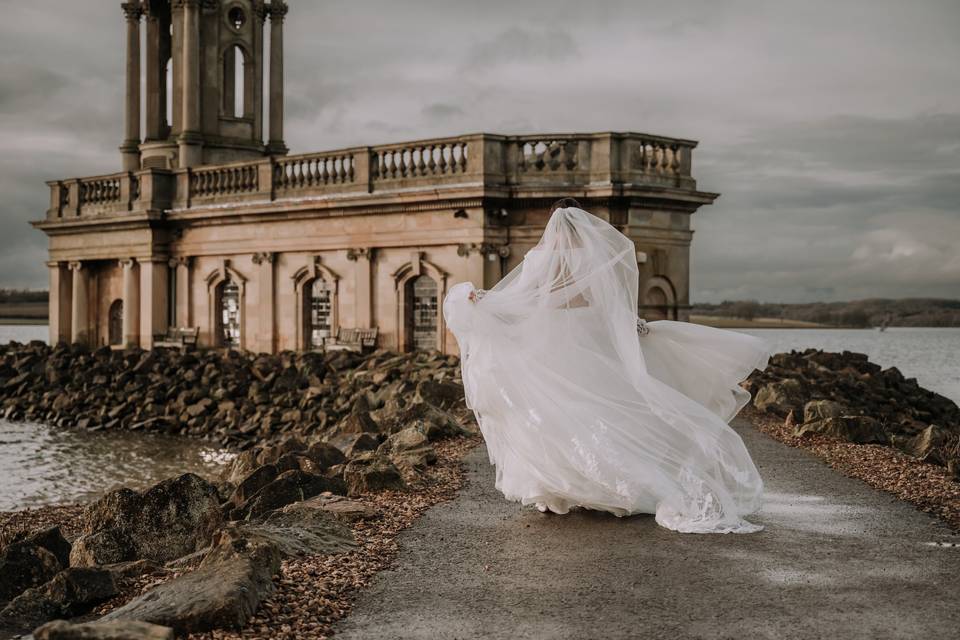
0;420;234;511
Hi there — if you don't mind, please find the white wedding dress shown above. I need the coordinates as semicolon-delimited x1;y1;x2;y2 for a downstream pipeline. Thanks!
443;206;771;533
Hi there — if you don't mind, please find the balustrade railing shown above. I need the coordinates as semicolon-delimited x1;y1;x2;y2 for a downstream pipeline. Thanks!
275;152;355;190
372;140;468;180
79;176;122;206
45;132;701;221
190;163;259;198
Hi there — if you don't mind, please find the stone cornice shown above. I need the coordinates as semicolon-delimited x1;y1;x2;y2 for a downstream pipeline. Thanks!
251;251;276;265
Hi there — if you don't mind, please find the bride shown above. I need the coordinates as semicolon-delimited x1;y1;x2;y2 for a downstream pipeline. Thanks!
442;200;771;534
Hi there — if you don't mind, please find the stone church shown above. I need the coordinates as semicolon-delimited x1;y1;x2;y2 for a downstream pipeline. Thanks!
34;0;718;355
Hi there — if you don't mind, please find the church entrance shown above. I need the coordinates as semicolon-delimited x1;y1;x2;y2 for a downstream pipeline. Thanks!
217;278;241;348
108;299;123;346
305;278;332;349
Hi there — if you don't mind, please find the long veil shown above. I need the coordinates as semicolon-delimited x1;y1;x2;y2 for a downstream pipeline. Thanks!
443;206;768;533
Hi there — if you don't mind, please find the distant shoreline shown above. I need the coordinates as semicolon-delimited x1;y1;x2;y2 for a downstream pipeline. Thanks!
0;317;48;326
690;315;835;329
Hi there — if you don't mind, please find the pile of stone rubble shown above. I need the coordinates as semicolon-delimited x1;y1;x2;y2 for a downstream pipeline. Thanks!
746;349;960;475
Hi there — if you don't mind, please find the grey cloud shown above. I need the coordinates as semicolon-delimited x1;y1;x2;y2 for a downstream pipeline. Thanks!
462;28;579;71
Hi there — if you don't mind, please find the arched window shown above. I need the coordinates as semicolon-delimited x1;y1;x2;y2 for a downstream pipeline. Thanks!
406;275;438;352
305;278;332;349
217;277;242;347
223;45;248;118
108;299;123;346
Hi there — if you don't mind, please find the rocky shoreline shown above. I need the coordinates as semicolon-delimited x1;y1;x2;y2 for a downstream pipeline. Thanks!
746;348;960;475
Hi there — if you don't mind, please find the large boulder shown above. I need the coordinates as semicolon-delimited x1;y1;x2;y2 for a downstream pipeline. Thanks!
343;453;406;496
0;526;72;571
101;525;280;636
71;474;223;566
0;567;117;635
754;379;805;417
275;494;378;524
891;425;953;464
0;541;62;604
377;427;437;479
374;400;465;440
803;400;847;424
795;415;887;444
33;619;174;640
231;470;346;521
228;464;279;507
305;441;347;469
414;380;465;410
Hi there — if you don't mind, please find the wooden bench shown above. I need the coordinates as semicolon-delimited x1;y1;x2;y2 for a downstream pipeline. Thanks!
325;327;378;352
153;327;200;351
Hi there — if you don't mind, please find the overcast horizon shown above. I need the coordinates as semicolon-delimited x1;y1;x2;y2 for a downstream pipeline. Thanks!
1;0;957;303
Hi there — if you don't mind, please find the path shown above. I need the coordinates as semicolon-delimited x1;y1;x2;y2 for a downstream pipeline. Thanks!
334;420;960;639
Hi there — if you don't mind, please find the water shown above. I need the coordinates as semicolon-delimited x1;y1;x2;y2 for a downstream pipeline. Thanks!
0;324;48;344
0;420;233;511
738;327;960;405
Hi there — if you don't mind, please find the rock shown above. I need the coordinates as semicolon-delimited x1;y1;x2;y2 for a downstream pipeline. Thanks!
72;474;222;566
279;494;379;524
102;559;165;580
377;427;437;478
242;504;356;557
305;441;346;469
803;400;847;424
34;619;175;640
0;541;62;604
328;432;380;459
233;470;346;520
891;425;952;464
228;464;279;507
335;411;379;435
795;415;887;444
0;526;71;574
754;379;805;417
0;567;117;635
221;450;259;484
414;379;465;410
343;453;405;496
102;525;280;635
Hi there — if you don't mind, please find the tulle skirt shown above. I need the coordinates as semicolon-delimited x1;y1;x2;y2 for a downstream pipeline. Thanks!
447;285;770;534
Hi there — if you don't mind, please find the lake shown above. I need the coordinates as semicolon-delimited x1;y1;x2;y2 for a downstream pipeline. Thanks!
1;324;957;510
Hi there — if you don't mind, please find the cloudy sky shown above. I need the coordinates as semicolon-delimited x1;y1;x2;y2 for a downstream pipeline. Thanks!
1;0;957;302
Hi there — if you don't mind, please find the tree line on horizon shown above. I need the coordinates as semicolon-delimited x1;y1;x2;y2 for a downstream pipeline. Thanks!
692;298;960;328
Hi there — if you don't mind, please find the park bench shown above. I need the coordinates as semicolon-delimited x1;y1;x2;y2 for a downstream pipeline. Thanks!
325;327;378;353
153;326;200;351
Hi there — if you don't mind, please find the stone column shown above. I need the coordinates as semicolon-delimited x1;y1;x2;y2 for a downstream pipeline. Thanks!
139;258;169;349
266;1;288;155
68;262;89;346
171;257;192;327
120;2;144;170
47;262;72;345
347;248;373;328
177;0;203;167
120;259;141;348
253;252;276;353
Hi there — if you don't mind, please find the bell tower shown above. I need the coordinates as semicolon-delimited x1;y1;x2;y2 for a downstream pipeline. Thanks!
120;0;288;170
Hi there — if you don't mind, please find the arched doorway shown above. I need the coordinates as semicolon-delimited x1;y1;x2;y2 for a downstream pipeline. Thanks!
108;299;123;346
406;275;438;352
645;286;669;320
304;278;333;349
217;277;241;348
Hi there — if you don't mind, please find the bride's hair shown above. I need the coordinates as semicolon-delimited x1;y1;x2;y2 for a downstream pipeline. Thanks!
550;197;582;212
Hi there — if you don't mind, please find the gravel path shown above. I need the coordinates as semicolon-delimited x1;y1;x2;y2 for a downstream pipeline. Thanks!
333;419;960;640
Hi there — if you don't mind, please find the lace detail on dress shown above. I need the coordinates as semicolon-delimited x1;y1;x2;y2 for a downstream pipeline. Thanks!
636;318;650;336
474;288;488;301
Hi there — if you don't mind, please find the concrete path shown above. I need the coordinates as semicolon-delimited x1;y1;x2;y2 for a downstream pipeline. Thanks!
334;420;960;639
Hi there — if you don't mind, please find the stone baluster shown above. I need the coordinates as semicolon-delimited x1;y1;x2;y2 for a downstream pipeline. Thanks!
120;3;143;171
267;1;289;155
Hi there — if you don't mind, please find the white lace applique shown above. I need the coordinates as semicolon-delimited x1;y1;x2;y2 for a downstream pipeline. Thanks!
636;318;650;336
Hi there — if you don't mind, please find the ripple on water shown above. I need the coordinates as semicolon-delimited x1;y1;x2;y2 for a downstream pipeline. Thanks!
0;419;235;511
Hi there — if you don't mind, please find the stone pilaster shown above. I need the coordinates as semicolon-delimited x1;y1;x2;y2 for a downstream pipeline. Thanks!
252;252;276;353
347;247;374;328
177;0;203;167
120;2;144;170
266;1;288;155
47;261;72;346
68;261;89;346
170;257;192;328
120;258;141;348
139;258;169;349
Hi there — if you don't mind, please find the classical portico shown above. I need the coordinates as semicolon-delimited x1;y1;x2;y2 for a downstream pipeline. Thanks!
34;1;719;355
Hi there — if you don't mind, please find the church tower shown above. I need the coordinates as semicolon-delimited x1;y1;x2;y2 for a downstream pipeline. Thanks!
119;0;288;171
